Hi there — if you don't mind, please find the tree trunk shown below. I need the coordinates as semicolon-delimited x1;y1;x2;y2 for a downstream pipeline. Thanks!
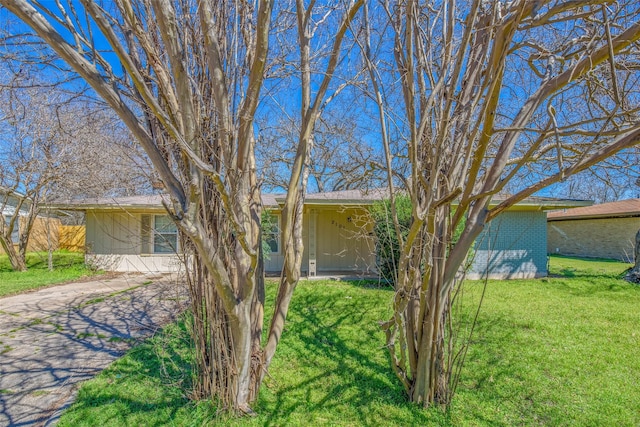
187;255;263;413
382;202;485;408
626;228;640;284
0;240;27;272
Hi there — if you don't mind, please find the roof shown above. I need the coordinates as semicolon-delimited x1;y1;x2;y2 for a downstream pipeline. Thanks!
50;189;591;212
487;195;591;210
261;193;281;207
302;188;389;205
547;198;640;221
48;193;283;211
0;186;27;201
48;194;171;211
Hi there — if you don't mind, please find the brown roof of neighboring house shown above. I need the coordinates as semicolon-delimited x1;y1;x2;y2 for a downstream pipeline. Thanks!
547;198;640;220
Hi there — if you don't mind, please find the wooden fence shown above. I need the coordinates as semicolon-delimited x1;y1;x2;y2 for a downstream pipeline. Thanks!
58;225;86;252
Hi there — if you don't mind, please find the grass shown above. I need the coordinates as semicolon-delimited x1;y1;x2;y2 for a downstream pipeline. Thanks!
548;254;631;277
58;255;640;426
0;251;98;297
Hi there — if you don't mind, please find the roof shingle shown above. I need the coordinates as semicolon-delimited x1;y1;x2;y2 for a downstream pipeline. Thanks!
547;198;640;220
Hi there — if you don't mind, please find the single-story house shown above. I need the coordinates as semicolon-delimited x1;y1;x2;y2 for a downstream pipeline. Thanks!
547;198;640;262
53;191;589;279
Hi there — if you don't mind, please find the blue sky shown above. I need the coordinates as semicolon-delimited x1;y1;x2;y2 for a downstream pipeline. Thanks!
1;1;638;203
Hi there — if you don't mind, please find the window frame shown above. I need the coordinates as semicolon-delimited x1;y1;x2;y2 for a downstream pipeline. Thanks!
141;214;179;255
153;214;178;254
265;213;281;255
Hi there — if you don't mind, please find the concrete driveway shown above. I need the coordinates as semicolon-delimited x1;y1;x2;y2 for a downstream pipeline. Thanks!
0;273;188;426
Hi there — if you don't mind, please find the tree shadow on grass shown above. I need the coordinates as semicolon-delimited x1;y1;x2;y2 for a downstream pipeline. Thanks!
455;306;603;427
548;256;632;280
62;280;546;426
258;283;442;426
58;316;198;426
539;274;639;298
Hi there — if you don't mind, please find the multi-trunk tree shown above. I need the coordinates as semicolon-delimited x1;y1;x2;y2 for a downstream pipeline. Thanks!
0;0;362;412
360;0;640;406
1;0;273;412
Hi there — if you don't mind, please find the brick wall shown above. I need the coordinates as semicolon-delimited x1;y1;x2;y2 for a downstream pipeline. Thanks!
547;216;640;262
469;211;547;279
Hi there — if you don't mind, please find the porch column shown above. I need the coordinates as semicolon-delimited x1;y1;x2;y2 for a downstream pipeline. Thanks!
308;209;317;276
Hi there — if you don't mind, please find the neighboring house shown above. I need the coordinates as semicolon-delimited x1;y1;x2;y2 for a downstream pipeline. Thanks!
54;191;589;278
547;198;640;262
1;191;21;247
0;188;60;254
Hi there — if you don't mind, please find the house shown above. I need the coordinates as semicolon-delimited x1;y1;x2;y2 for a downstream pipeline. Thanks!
1;187;60;254
547;199;640;262
54;191;589;278
1;189;22;248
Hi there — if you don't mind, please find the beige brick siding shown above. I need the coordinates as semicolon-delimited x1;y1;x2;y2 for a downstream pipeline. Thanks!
547;217;640;262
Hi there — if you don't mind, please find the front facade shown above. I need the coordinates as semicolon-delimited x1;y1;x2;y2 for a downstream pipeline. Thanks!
84;208;183;273
61;193;378;276
58;192;589;279
547;199;640;262
263;199;377;276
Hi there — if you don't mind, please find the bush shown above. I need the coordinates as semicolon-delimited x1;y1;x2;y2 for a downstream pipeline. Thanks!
370;197;468;284
370;195;412;283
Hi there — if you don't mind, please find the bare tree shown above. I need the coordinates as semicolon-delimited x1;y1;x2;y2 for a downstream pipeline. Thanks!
1;0;272;412
551;147;640;202
258;113;384;192
50;109;152;201
0;79;150;270
0;86;67;271
0;0;364;413
360;0;640;407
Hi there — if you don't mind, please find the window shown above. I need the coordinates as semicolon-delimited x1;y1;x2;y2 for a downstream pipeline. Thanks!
264;213;281;254
3;215;19;244
141;214;178;254
153;215;178;253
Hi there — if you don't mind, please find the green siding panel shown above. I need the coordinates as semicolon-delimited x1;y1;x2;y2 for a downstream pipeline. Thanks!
470;211;547;279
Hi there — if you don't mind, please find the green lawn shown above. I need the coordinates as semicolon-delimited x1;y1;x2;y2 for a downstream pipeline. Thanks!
58;256;640;426
0;251;98;297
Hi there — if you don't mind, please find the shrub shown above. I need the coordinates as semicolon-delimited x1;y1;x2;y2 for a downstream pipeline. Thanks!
370;197;468;284
370;195;412;283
